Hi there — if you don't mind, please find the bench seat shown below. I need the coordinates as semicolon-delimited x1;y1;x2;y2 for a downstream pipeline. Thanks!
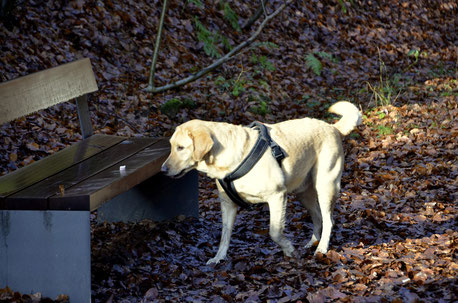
1;134;169;211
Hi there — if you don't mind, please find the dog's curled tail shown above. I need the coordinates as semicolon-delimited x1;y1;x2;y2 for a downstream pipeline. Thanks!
329;101;362;136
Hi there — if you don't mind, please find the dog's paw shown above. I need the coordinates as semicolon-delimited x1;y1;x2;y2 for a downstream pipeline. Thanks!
206;257;222;265
282;244;295;257
305;239;319;249
314;246;328;256
284;249;300;260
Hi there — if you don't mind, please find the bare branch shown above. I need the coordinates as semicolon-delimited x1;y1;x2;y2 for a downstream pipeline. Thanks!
261;0;268;18
145;0;168;92
242;0;269;30
145;0;294;94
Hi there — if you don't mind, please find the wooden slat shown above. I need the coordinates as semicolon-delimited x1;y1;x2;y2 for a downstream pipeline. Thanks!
5;138;160;210
0;58;98;124
48;139;170;211
0;135;125;202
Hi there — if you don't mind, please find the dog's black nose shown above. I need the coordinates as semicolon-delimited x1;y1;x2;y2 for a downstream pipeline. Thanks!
161;164;168;174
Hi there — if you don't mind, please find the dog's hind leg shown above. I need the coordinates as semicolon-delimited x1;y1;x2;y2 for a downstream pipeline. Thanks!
314;158;342;255
296;186;322;249
207;192;238;265
268;192;295;257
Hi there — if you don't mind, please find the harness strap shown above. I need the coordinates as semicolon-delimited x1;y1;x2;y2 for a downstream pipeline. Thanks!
217;122;285;208
251;121;285;167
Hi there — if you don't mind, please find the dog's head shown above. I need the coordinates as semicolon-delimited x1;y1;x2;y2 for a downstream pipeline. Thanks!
161;120;214;178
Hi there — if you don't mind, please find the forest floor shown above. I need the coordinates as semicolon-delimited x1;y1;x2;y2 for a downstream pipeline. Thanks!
0;0;456;302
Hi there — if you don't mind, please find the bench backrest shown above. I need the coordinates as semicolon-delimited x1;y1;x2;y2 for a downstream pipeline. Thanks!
0;58;98;138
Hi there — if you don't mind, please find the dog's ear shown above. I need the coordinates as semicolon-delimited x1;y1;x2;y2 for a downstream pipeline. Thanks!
189;127;213;162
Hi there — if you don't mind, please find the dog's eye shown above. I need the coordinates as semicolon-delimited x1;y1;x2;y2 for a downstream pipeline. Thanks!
176;145;184;151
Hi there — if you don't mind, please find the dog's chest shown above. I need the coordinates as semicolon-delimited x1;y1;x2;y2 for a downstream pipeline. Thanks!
228;161;286;203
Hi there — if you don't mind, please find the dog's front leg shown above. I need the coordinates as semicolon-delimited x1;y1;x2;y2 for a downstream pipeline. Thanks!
207;194;237;265
268;192;295;257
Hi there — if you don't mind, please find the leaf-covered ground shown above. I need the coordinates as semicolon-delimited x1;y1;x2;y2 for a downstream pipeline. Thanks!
0;0;456;302
89;100;457;303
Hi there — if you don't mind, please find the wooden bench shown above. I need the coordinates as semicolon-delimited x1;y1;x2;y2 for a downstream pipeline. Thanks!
0;58;198;302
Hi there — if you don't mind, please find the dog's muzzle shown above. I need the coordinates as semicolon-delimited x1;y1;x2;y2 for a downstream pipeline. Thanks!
161;163;169;174
161;164;189;178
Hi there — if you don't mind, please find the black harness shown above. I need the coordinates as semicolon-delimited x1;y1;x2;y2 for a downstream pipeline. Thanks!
217;122;286;208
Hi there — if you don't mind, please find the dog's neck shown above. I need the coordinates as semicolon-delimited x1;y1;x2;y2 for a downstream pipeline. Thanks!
196;122;258;180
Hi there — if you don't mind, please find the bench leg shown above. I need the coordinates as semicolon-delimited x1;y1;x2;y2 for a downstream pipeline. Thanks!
0;210;91;302
97;170;199;223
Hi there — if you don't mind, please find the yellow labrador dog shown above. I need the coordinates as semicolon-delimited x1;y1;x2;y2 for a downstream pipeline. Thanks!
161;101;361;264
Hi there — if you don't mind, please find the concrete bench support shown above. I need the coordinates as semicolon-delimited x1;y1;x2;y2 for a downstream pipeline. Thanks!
98;170;199;223
0;171;198;301
0;210;91;302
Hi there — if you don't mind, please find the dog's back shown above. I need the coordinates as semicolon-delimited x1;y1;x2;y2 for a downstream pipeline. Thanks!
268;101;361;192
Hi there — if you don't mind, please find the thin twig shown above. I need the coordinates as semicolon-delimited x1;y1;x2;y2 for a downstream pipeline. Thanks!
145;0;168;92
242;0;269;30
234;65;245;85
145;0;294;94
261;0;268;17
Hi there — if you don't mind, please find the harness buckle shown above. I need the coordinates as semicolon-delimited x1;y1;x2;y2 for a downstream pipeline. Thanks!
271;144;285;163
